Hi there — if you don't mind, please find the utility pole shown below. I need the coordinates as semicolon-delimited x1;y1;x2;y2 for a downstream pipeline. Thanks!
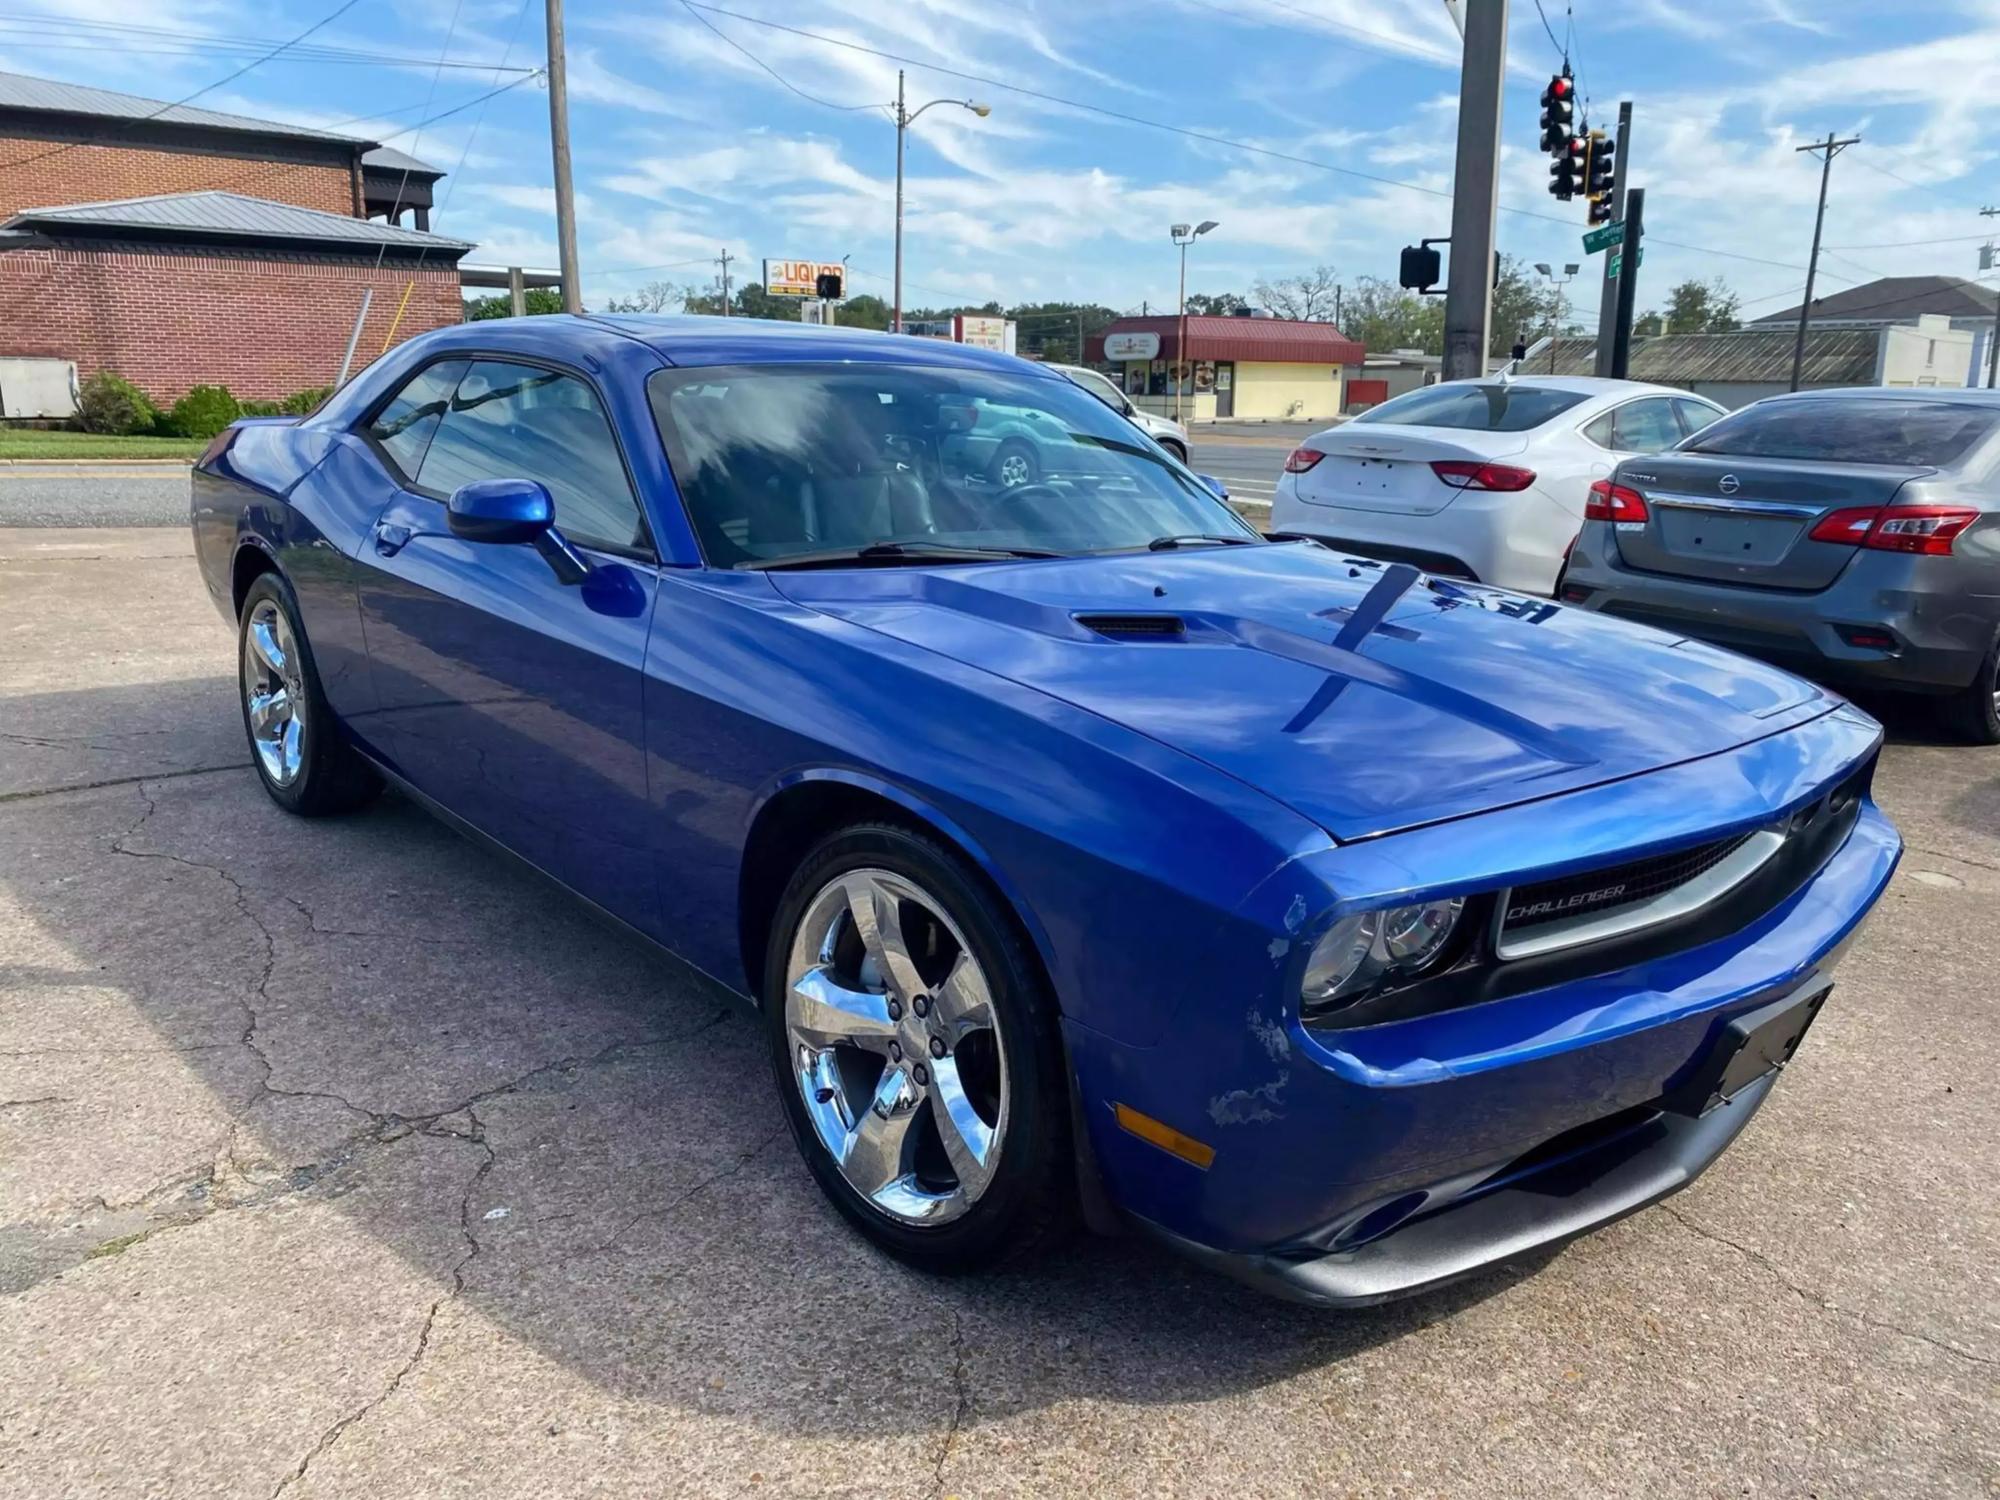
544;0;582;315
1982;206;2000;387
893;70;906;333
1591;101;1632;377
714;250;733;316
1789;131;1860;392
1610;189;1644;379
1442;0;1508;381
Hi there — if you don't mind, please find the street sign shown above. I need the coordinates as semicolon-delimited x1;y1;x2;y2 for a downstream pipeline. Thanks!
1582;221;1624;255
1607;245;1645;278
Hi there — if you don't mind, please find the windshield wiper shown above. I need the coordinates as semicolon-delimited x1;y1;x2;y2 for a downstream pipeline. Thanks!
744;541;1063;571
1145;532;1259;551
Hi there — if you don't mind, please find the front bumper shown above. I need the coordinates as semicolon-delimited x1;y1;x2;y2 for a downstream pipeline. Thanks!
1068;708;1899;1304
1138;1068;1779;1307
1562;521;1996;693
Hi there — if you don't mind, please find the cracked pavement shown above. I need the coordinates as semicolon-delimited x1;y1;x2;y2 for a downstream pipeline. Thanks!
1;528;1996;1498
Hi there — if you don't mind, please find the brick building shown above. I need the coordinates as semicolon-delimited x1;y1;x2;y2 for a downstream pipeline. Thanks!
0;70;468;403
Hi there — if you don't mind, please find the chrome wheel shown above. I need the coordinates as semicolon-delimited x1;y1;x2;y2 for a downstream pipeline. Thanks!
996;450;1033;488
784;868;1007;1226
242;598;305;787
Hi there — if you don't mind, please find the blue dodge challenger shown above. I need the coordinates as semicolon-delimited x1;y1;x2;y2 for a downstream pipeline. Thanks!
191;317;1900;1305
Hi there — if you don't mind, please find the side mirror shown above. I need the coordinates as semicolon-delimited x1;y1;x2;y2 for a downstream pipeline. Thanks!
447;478;553;546
1198;473;1229;501
446;477;590;585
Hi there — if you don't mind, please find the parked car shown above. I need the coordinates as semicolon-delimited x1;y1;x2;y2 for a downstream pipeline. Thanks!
1562;387;2000;744
1049;361;1190;462
190;316;1898;1306
1268;375;1724;593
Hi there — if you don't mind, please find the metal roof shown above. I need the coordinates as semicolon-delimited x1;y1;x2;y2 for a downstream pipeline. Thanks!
4;191;473;253
1751;276;1997;327
1087;314;1365;365
362;144;444;177
0;68;363;144
1540;328;1883;386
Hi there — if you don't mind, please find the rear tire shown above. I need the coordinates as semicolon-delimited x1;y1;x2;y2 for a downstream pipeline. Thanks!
237;571;382;816
763;821;1073;1271
1937;632;2000;745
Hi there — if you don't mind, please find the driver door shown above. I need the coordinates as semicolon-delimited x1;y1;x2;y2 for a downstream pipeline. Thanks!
351;357;662;933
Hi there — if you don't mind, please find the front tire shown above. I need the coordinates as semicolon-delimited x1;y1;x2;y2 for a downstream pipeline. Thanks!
1161;439;1188;465
1937;631;2000;745
763;822;1072;1271
237;571;382;816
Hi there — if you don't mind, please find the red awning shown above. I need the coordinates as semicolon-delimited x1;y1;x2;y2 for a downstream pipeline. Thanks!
1086;315;1364;366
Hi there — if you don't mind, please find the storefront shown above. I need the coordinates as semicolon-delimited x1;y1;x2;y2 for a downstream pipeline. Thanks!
1087;315;1364;423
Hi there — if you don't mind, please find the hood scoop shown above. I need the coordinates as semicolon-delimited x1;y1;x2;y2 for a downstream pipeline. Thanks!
1075;612;1187;640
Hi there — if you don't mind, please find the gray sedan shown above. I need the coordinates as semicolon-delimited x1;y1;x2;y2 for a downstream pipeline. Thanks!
1560;386;2000;743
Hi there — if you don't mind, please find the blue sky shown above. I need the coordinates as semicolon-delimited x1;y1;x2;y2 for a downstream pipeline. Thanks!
6;0;1998;322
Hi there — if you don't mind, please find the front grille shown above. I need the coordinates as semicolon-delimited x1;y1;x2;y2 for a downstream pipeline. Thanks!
1502;829;1758;936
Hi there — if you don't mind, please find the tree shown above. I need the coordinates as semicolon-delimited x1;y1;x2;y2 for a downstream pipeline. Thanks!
1489;256;1548;359
1006;302;1121;364
1340;276;1445;355
1663;277;1741;334
1253;265;1342;321
462;287;565;320
1185;291;1250;317
601;280;679;314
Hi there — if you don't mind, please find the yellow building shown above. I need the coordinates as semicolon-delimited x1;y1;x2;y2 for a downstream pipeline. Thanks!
1088;314;1365;423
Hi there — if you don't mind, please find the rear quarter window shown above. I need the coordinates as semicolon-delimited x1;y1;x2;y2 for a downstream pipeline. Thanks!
1683;398;2000;466
1350;383;1589;432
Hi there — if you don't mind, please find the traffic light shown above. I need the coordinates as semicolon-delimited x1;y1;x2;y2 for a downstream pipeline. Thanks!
1399;244;1442;292
1586;133;1616;223
1538;72;1575;153
1549;135;1587;200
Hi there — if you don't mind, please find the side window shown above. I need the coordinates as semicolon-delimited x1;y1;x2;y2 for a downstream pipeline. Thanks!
417;360;646;554
1581;411;1617;449
366;359;468;482
1672;398;1721;439
1612;398;1683;454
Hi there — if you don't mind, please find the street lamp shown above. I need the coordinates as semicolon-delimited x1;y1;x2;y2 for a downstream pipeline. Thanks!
893;70;990;333
1534;261;1581;373
1172;219;1219;424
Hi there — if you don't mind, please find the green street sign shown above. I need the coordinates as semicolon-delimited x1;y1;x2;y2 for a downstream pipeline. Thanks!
1607;245;1645;278
1583;221;1624;255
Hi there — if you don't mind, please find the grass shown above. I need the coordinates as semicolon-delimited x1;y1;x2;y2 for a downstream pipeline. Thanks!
0;429;205;461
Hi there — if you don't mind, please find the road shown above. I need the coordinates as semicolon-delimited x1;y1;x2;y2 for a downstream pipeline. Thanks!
0;526;1993;1499
0;427;1317;532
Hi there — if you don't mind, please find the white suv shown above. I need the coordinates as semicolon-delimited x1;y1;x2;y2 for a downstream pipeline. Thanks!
1051;363;1190;464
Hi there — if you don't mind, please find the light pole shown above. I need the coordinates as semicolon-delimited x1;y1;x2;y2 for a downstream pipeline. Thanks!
1534;261;1580;373
893;71;990;334
1172;220;1218;424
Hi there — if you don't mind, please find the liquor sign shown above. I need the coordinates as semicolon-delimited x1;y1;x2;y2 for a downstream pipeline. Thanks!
764;258;844;297
1104;331;1161;360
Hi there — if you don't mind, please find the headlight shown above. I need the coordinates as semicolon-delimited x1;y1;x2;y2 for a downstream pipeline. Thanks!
1301;896;1466;1014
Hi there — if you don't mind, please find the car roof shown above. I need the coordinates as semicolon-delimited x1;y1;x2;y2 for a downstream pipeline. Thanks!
584;313;1059;376
1433;374;1700;398
1747;384;2000;406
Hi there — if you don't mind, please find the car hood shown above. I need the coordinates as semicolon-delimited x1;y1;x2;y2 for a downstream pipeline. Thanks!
771;543;1834;841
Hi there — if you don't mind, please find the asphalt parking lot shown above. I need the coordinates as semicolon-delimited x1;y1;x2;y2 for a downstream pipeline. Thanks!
2;526;1996;1498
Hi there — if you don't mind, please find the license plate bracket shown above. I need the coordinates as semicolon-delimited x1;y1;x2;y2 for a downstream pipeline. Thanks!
1664;986;1831;1117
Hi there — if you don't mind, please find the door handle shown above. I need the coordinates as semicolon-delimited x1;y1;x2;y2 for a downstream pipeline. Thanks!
373;521;412;557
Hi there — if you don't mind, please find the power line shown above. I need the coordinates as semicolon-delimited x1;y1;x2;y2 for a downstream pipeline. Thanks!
676;1;1835;278
1531;0;1565;58
0;17;536;72
431;0;536;224
1824;230;1994;251
0;0;368;173
676;0;883;112
371;0;467;272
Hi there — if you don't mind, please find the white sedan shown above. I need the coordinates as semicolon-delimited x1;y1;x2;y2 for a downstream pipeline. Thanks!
1268;376;1725;594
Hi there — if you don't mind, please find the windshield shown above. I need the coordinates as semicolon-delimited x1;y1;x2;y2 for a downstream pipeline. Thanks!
648;363;1250;567
1350;382;1589;432
1681;397;2000;467
1063;367;1126;409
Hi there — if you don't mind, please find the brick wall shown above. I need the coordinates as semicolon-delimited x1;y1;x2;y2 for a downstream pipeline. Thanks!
0;135;354;221
0;243;461;402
